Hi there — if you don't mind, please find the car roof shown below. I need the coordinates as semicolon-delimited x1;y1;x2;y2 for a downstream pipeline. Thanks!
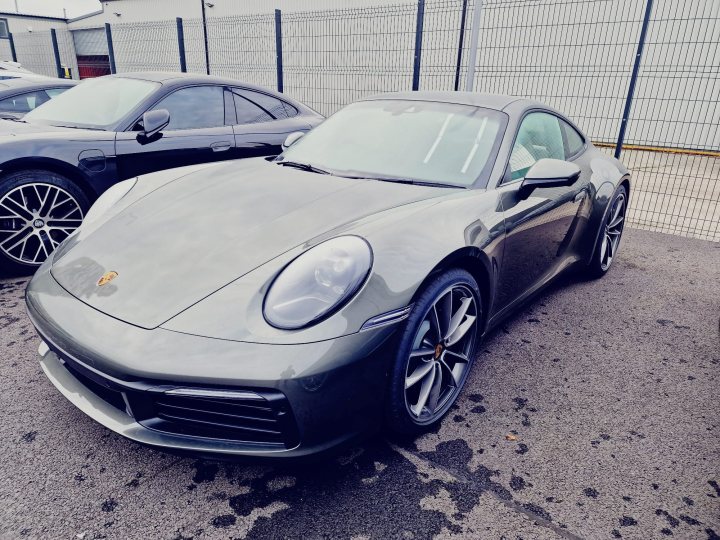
108;71;270;90
0;77;77;92
362;91;545;112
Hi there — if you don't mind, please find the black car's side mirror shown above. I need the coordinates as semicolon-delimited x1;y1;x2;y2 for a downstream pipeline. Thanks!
282;131;305;151
519;158;581;199
141;109;170;138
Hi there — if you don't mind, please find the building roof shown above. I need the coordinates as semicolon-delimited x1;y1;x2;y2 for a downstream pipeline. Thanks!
0;11;67;22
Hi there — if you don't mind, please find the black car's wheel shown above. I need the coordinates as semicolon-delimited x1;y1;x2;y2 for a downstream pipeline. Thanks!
585;185;627;279
0;170;89;275
386;269;482;435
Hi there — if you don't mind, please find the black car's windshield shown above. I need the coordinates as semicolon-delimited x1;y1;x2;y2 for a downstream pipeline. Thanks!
279;99;506;187
24;77;160;130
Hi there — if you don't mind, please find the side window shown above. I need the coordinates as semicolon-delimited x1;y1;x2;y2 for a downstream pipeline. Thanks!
234;88;297;122
0;90;51;113
560;119;585;159
46;87;70;99
509;112;564;181
232;91;274;124
152;86;225;130
0;18;9;39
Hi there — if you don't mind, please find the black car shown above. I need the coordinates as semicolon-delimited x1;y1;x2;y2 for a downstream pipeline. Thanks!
0;72;323;273
0;77;77;119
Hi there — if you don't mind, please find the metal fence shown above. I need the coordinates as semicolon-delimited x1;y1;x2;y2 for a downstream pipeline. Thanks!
0;0;717;241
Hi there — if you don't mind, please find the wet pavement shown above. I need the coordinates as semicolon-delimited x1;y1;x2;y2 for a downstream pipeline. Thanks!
1;228;718;539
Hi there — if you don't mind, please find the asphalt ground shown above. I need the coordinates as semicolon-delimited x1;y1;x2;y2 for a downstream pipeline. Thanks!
1;228;718;540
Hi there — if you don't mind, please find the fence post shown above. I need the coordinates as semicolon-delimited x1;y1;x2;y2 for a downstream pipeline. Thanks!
275;9;284;93
464;0;484;91
50;29;63;79
105;23;116;74
176;17;187;73
200;0;210;75
454;0;469;91
8;33;17;62
412;0;425;91
615;0;654;158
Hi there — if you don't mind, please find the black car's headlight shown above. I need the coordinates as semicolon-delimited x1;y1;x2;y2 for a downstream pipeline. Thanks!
263;236;373;329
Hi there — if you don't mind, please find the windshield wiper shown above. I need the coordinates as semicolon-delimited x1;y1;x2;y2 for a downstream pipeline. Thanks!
275;160;331;175
344;175;461;189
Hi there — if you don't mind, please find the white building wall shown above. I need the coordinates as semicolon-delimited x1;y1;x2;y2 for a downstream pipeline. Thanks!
3;0;718;151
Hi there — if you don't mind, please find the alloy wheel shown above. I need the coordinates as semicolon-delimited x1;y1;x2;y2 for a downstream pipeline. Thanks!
0;183;83;265
404;284;479;423
600;192;626;271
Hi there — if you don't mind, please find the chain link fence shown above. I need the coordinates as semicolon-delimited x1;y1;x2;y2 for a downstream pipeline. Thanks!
0;0;717;241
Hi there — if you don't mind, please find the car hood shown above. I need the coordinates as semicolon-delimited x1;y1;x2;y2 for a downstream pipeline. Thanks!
0;118;99;138
51;159;449;329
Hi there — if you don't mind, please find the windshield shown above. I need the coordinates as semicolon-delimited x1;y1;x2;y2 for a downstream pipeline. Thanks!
24;77;160;129
280;99;506;187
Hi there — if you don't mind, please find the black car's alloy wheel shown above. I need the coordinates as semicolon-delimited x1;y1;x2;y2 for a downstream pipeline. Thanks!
586;185;627;279
387;269;481;434
0;170;88;274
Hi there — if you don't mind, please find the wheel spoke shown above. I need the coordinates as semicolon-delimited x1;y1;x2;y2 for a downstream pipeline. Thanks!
410;365;436;417
600;234;608;264
446;315;477;346
427;363;443;413
445;296;473;341
1;226;32;251
405;360;434;389
444;349;469;363
606;233;614;259
608;214;624;229
1;199;33;221
410;347;434;358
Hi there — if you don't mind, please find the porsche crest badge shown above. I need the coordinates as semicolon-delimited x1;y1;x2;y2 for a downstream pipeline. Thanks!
97;271;118;287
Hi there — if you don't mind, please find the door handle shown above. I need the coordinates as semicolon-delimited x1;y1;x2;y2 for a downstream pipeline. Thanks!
211;141;232;152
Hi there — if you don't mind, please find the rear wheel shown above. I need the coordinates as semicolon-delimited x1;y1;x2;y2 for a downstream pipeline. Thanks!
386;269;482;435
584;185;627;279
0;170;89;275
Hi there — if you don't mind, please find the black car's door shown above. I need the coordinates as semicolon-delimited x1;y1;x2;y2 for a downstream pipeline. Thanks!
115;85;235;179
228;87;313;159
494;111;590;311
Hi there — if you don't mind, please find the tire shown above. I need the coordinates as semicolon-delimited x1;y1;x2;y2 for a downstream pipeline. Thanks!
584;185;628;280
385;268;482;435
0;170;90;276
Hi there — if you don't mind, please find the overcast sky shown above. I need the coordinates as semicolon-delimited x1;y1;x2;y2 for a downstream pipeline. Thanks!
0;0;101;18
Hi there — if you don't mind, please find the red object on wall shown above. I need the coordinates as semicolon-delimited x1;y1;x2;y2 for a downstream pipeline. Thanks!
76;55;111;79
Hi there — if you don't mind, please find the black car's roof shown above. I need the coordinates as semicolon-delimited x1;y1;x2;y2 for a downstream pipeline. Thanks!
363;91;543;112
0;77;77;94
108;71;271;91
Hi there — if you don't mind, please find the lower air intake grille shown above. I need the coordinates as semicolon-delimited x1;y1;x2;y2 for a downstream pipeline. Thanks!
141;391;299;448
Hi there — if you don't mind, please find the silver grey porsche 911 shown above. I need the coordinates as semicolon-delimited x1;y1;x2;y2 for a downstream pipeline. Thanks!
26;92;630;458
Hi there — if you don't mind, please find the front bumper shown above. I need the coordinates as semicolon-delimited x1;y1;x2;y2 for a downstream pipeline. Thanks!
26;263;397;458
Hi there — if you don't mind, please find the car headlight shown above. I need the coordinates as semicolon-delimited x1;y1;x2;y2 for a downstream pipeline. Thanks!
82;178;137;227
263;236;373;329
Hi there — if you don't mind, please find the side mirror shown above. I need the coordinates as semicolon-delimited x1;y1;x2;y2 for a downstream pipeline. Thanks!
141;109;170;138
282;131;305;151
519;158;580;199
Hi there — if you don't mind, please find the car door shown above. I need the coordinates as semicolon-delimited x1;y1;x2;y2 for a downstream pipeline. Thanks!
229;87;313;159
115;85;235;179
494;111;590;311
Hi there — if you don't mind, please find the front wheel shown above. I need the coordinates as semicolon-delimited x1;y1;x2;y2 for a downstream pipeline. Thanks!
0;170;89;275
386;269;482;435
